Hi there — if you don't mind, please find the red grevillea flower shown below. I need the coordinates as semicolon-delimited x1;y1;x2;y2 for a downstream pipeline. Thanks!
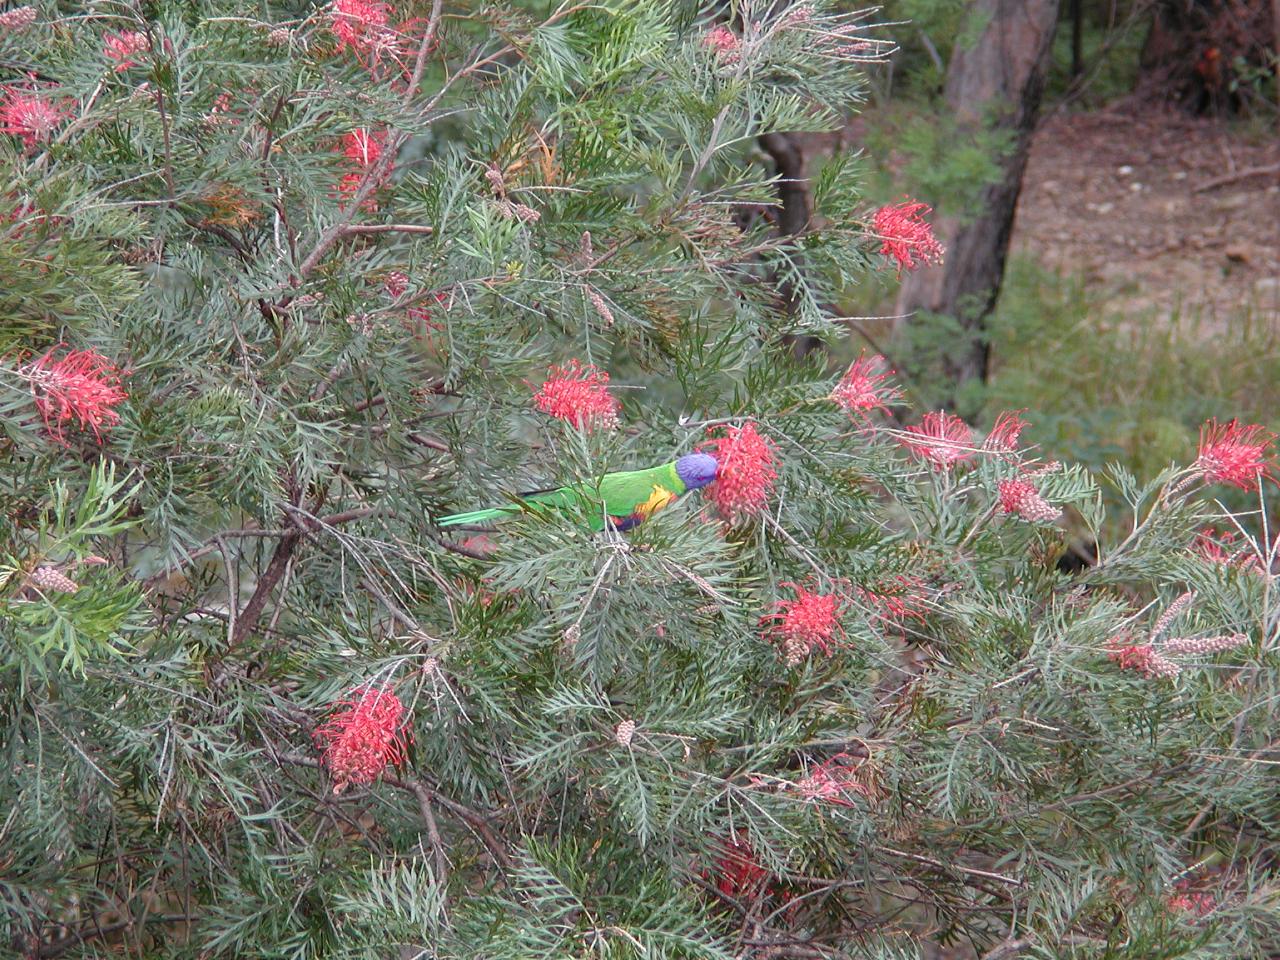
984;410;1028;454
872;199;944;275
383;270;410;299
336;128;390;209
997;478;1059;522
22;347;127;442
900;410;973;469
698;421;778;521
103;30;149;71
779;4;813;27
327;0;421;75
1194;528;1234;565
384;271;446;332
329;0;392;54
531;360;620;432
316;685;409;794
760;583;845;665
1195;418;1276;491
709;834;770;900
1193;528;1268;576
343;127;384;166
0;86;70;150
701;25;740;61
859;574;929;626
1168;888;1215;918
794;753;872;806
831;351;900;419
1105;638;1180;679
2;197;61;240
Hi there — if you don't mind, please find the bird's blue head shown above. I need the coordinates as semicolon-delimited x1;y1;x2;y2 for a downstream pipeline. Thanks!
675;453;719;491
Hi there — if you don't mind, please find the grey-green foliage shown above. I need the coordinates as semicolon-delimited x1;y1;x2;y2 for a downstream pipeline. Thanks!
1;0;1278;958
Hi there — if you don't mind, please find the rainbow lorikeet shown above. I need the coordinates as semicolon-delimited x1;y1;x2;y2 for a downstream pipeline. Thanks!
436;453;719;531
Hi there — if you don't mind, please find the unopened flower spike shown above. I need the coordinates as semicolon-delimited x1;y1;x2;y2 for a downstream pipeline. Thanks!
1108;589;1246;680
614;718;636;747
0;7;38;32
997;478;1059;523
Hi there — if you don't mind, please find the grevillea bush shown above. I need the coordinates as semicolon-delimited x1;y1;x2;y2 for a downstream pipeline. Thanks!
1;1;1278;959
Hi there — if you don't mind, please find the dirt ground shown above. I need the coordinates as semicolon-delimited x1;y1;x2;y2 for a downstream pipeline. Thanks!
1011;102;1280;321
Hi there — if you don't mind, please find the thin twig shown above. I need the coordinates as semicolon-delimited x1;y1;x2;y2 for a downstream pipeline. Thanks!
1193;162;1280;193
38;914;193;959
980;938;1034;960
293;0;446;280
142;22;177;204
342;223;436;235
408;780;451;881
358;577;420;633
427;531;494;560
408;431;450;453
874;845;1024;887
271;752;512;872
214;536;238;647
146;508;379;586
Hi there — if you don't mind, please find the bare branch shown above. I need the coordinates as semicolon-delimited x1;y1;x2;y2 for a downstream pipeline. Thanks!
342;223;436;235
408;780;451;882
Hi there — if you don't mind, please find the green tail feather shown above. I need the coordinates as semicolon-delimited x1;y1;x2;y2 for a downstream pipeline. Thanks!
437;486;591;528
436;506;520;527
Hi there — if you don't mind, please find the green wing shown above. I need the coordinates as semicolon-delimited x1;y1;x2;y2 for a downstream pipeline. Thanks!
597;463;683;514
437;462;684;529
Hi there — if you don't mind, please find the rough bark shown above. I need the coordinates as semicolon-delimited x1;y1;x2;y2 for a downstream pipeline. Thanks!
894;0;1060;411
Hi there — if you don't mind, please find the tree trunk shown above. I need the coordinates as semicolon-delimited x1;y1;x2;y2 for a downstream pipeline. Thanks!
759;130;824;359
1138;0;1275;114
894;0;1060;412
1274;0;1280;114
1070;0;1084;78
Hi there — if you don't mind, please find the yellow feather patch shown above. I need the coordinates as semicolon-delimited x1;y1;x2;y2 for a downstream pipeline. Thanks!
635;484;676;519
